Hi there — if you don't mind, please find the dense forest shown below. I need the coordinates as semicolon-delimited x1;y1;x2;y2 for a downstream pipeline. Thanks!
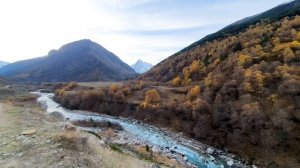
54;15;300;167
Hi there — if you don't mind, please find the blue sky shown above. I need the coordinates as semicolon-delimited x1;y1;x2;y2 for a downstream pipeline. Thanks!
0;0;288;65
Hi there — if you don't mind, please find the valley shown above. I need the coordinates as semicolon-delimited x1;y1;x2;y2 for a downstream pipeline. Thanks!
1;0;300;167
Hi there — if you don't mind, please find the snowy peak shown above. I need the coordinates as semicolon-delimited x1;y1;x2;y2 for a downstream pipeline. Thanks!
131;59;153;74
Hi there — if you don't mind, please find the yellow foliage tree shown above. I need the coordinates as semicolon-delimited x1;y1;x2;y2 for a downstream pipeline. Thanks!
243;82;254;92
244;69;252;78
238;54;252;66
172;76;181;86
274;64;293;79
283;47;296;62
110;84;119;93
255;71;265;89
213;59;221;66
290;41;300;49
56;89;66;96
145;89;160;104
272;37;280;45
186;85;201;101
189;60;200;73
204;72;213;88
182;68;191;85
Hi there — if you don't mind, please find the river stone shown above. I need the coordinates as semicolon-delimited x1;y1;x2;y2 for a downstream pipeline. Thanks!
49;111;65;122
206;147;214;154
227;160;234;166
21;129;37;135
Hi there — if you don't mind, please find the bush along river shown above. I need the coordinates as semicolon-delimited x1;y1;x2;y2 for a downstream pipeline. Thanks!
33;92;251;168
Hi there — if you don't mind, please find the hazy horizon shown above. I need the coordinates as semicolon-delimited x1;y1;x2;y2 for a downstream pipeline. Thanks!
0;0;288;65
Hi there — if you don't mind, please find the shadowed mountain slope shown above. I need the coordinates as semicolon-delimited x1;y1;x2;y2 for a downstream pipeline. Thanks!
0;39;136;82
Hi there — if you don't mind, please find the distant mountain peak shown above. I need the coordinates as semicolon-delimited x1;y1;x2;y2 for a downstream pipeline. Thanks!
0;40;136;82
131;59;153;74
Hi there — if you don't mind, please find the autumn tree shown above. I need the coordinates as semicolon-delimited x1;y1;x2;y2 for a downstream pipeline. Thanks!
254;70;265;93
283;47;296;62
204;72;213;88
172;76;181;86
189;60;200;73
145;89;160;104
186;85;201;101
56;89;66;96
238;54;252;67
290;41;300;49
182;67;191;85
110;84;120;93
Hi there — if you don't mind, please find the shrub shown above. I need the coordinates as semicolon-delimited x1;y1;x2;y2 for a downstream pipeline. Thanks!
172;76;181;86
140;101;150;109
145;89;160;104
122;87;131;97
283;47;296;63
189;60;200;73
110;84;120;93
238;54;252;67
290;40;300;49
192;98;211;118
213;58;221;66
135;80;146;90
56;89;66;96
113;90;125;103
204;72;213;88
65;82;77;91
254;70;265;91
182;68;191;85
186;85;200;101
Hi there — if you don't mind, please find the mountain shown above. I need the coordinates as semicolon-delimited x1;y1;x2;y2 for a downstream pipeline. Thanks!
139;1;300;167
0;61;9;68
0;39;136;82
171;0;300;56
131;59;153;74
142;0;300;81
